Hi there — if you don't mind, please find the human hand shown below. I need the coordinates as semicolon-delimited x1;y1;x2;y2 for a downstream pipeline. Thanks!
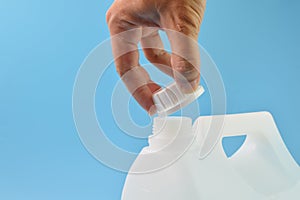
106;0;206;115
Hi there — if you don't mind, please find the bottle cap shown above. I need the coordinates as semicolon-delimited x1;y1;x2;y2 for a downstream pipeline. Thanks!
153;82;205;116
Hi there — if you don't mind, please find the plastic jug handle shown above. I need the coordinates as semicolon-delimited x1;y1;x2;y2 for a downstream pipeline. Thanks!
196;112;300;178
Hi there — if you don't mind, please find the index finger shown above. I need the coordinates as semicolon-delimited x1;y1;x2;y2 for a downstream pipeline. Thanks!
106;10;160;115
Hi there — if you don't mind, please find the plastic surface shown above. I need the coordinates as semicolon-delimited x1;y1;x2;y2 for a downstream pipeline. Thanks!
122;112;300;200
153;82;205;116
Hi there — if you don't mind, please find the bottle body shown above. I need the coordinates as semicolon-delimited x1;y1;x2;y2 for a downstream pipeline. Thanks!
122;112;300;200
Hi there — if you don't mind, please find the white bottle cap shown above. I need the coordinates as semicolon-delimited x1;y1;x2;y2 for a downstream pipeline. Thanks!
153;82;205;116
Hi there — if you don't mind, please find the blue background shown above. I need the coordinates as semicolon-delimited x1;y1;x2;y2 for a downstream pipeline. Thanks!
0;0;299;199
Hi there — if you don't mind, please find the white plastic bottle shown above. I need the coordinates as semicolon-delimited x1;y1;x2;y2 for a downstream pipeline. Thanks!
122;112;300;200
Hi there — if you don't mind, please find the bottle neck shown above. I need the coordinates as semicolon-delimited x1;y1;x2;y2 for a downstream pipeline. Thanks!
148;117;193;151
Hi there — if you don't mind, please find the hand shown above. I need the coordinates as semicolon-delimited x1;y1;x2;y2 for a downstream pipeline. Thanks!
106;0;206;115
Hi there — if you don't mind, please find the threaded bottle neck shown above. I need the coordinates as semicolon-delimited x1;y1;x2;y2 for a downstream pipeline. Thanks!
149;117;193;151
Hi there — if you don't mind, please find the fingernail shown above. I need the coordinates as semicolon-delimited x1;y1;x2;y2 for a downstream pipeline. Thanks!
148;105;157;116
190;79;200;90
176;79;199;94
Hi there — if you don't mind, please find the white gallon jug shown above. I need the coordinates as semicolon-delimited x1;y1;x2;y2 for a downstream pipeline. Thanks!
122;112;300;200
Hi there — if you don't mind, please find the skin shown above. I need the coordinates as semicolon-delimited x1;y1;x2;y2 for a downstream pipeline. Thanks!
106;0;206;115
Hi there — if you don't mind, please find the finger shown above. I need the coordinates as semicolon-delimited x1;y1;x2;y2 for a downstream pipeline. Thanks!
159;2;206;93
106;10;160;114
141;27;173;77
121;66;161;115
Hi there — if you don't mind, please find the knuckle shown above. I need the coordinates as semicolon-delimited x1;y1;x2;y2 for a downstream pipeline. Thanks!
144;49;166;62
173;59;193;72
163;3;202;36
106;6;128;29
173;59;199;81
176;12;200;34
106;7;117;28
105;8;113;24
